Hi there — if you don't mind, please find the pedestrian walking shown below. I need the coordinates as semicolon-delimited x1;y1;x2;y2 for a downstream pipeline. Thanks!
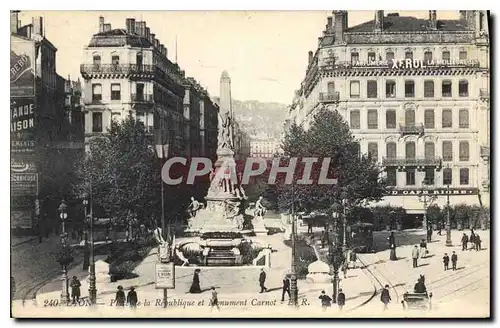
337;289;346;311
388;232;397;261
281;276;291;302
443;253;450;271
419;239;428;258
412;245;420;268
127;287;138;308
437;222;442;235
380;285;391;310
70;276;81;304
461;233;469;251
427;227;432;242
210;287;220;311
318;290;332;311
307;222;313;235
115;286;125;306
469;229;476;250
451;251;458;271
189;269;202;294
259;268;268;293
475;234;481;251
342;261;348;279
321;230;326;248
349;250;358;269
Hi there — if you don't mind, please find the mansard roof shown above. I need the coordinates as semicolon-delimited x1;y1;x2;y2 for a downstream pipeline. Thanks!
87;29;153;48
347;16;468;33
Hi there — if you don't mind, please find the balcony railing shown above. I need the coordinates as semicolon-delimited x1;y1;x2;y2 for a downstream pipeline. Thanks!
80;64;155;76
319;92;340;103
399;123;424;136
382;157;443;167
131;93;154;103
480;88;490;100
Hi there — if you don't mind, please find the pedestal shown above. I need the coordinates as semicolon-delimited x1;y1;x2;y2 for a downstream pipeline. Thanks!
390;248;397;261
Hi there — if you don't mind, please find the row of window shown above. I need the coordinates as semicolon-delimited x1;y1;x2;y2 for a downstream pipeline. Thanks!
92;83;146;101
92;53;144;66
350;49;468;65
326;79;470;99
349;108;470;130
386;167;470;187
368;141;471;162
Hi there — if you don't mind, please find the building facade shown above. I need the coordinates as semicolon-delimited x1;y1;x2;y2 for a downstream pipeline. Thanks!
288;10;490;215
80;16;218;158
250;137;281;158
11;12;84;231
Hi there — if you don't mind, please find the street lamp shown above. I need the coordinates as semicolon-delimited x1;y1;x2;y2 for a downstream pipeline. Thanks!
289;182;298;307
332;209;339;246
341;198;348;253
445;169;452;246
58;200;70;304
82;199;90;271
84;197;97;304
330;245;344;303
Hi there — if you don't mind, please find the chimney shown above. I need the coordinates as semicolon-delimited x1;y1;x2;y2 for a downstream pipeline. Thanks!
429;10;437;30
135;21;142;36
333;10;348;44
10;11;19;34
154;39;160;48
141;22;147;37
150;33;155;44
180;70;185;78
104;23;111;32
308;51;313;64
126;18;136;34
98;16;104;33
327;16;333;32
32;16;43;36
459;11;466;21
465;11;476;29
374;10;384;32
145;27;150;40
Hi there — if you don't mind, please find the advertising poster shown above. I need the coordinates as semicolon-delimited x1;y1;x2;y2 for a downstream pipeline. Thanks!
11;35;35;98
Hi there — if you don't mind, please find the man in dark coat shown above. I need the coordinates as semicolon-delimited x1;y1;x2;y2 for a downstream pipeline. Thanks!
318;290;332;310
427;227;432;243
388;232;397;261
337;288;346;311
451;251;458;271
70;276;81;304
259;268;268;293
127;287;138;308
281;276;290;302
461;233;469;251
115;286;125;306
380;285;391;310
475;234;482;251
443;253;450;271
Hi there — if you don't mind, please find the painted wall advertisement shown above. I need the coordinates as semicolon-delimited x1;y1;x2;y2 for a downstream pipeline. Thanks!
11;36;37;229
11;36;35;98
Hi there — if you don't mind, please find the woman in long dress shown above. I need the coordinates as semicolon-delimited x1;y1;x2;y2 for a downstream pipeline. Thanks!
189;269;202;293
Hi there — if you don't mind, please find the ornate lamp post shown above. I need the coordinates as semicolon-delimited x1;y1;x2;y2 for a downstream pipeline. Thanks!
82;198;90;271
58;200;70;304
445;175;452;247
330;245;344;303
289;182;298;307
341;198;348;254
85;197;97;304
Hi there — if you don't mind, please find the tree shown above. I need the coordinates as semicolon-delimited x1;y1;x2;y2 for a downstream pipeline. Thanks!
73;116;162;229
276;108;387;219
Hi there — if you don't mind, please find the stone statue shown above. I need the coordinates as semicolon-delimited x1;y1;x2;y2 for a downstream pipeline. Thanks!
187;197;202;218
254;196;266;217
218;112;234;150
175;245;189;266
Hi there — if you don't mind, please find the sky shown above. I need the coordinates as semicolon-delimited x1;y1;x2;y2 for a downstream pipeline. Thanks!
19;10;459;104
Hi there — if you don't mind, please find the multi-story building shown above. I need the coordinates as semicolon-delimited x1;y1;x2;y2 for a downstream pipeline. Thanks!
250;136;281;158
80;16;218;158
288;10;490;219
11;12;84;232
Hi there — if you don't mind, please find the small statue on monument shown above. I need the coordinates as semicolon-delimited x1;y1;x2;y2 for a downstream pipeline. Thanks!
153;226;171;263
254;196;267;217
187;197;202;218
218;112;234;150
